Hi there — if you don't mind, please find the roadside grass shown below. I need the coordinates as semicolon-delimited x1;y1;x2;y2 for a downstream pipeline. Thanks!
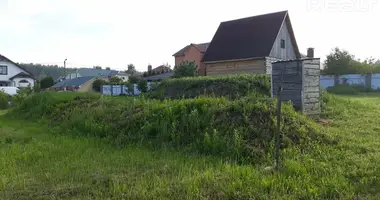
0;93;379;199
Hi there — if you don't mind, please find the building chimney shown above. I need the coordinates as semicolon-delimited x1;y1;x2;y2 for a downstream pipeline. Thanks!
307;48;314;58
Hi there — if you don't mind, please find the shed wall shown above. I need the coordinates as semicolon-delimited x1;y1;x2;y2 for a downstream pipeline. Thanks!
206;59;265;76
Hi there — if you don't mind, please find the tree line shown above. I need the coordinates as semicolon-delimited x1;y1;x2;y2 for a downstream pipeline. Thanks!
322;47;380;75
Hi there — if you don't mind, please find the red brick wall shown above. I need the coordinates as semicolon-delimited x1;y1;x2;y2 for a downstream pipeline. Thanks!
174;45;206;76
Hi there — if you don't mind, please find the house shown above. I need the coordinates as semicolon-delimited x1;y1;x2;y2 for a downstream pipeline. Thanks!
202;10;301;76
0;54;35;87
173;43;209;76
151;65;172;74
143;72;174;82
51;76;97;92
114;72;130;82
65;68;118;80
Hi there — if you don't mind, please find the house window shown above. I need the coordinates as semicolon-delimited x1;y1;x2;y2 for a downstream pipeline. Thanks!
19;80;29;83
280;39;285;49
0;65;7;75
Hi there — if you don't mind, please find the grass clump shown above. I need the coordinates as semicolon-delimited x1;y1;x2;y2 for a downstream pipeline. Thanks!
147;74;270;99
8;92;327;163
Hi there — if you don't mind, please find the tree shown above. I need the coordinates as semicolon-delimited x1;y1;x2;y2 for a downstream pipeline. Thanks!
128;76;140;84
322;47;354;75
40;76;54;89
173;61;198;78
108;76;122;85
137;79;148;93
92;79;108;92
127;64;137;75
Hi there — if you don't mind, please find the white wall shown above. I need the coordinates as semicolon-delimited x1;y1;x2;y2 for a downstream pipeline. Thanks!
12;77;35;88
115;75;129;82
0;60;29;81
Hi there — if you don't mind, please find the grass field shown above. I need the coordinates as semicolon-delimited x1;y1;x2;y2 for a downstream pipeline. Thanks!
1;93;380;199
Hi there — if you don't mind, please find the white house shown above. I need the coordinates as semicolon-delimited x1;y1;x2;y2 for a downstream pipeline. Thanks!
114;72;130;82
0;54;35;88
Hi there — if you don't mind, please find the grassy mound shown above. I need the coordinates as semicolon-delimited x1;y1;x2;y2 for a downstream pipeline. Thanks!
147;74;270;99
8;92;328;163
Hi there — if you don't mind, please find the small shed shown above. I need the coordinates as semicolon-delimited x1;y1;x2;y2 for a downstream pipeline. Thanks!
271;58;321;116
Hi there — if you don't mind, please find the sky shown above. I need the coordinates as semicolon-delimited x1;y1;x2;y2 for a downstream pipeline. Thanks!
0;0;379;72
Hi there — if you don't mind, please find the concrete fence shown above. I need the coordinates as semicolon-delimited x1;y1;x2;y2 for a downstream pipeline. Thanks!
320;74;380;90
102;82;156;96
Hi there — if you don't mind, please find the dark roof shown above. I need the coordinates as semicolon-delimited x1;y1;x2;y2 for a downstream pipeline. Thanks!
52;76;94;88
202;11;297;63
172;42;210;57
143;72;174;81
0;54;35;79
9;72;35;80
75;68;117;78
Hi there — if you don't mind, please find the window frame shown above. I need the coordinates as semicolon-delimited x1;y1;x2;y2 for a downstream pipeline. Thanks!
0;65;8;75
280;39;285;49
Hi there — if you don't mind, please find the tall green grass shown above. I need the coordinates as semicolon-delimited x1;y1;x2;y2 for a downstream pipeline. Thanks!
7;92;328;163
2;94;380;199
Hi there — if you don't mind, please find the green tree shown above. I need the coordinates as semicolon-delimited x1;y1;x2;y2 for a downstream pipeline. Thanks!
127;64;137;75
92;79;108;92
128;76;140;84
137;79;148;93
108;76;122;85
173;61;198;78
322;47;379;75
40;76;54;89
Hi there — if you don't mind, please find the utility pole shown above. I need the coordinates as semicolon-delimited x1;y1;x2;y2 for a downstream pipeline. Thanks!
64;58;67;79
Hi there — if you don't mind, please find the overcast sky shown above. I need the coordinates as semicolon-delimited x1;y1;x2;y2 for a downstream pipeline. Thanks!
0;0;379;71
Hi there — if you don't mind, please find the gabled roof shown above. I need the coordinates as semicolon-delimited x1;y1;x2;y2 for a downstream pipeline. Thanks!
143;72;174;81
9;72;35;80
52;76;95;88
202;10;299;63
0;54;35;79
172;42;210;57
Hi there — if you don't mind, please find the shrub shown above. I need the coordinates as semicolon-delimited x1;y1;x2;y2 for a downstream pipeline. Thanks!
148;74;271;100
326;84;370;95
108;76;122;85
12;87;34;107
8;92;330;163
173;61;198;78
0;91;10;110
40;76;54;89
128;76;140;84
92;79;108;92
137;79;148;93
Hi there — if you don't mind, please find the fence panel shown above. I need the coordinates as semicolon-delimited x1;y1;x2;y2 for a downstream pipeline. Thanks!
320;76;334;89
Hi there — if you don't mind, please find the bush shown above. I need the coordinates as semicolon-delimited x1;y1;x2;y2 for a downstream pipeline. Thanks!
92;79;108;92
137;79;148;93
148;74;271;100
12;87;34;107
40;76;54;89
128;76;140;84
173;61;198;78
108;76;122;85
8;92;330;163
0;91;10;110
326;84;370;95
